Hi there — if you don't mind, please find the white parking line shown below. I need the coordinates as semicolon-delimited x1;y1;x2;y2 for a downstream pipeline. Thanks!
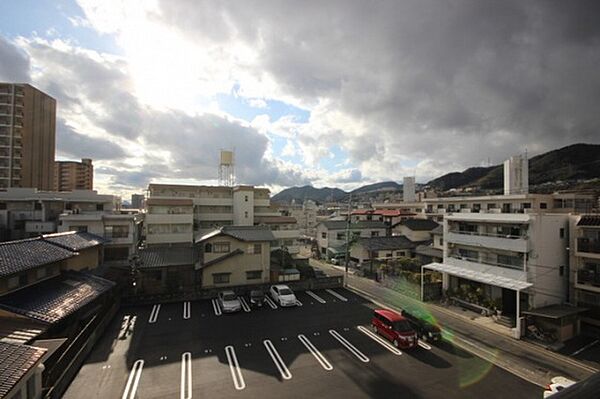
418;340;432;351
122;359;144;399
225;346;246;390
306;290;326;304
148;304;161;323
183;302;191;320
329;329;370;363
239;297;251;313
326;289;348;302
296;299;303;307
264;296;278;309
263;340;292;380
211;299;222;316
180;352;192;399
298;334;333;371
357;326;402;355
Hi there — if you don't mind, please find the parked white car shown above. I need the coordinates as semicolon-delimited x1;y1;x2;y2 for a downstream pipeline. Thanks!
543;376;576;398
218;290;242;313
269;284;298;307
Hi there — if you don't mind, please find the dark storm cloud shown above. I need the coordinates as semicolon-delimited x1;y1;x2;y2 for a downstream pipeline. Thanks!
56;120;127;160
0;36;30;82
159;0;600;172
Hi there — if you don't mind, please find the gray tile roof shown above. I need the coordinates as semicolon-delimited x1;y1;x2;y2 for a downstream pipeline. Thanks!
0;239;75;278
577;215;600;227
0;272;115;324
320;220;388;230
43;231;105;251
0;342;46;398
414;244;443;259
357;235;418;251
396;218;440;231
138;246;199;268
197;225;275;243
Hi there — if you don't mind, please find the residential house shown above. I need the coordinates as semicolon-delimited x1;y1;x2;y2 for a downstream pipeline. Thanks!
315;220;388;258
254;215;301;255
392;218;440;242
0;341;46;399
350;235;418;265
414;224;443;264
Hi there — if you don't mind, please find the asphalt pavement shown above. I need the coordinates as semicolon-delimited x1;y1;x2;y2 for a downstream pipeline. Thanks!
64;288;541;399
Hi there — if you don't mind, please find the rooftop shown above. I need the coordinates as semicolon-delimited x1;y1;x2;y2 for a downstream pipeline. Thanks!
319;220;388;230
0;342;46;399
138;246;199;268
197;225;276;243
42;231;105;252
577;215;600;227
0;238;75;278
357;235;419;251
0;272;115;324
396;219;440;231
255;216;298;224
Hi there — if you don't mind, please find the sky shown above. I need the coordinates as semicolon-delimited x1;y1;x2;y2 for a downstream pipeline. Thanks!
1;0;599;198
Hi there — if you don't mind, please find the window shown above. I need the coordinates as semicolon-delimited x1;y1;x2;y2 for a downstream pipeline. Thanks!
253;244;262;254
559;228;565;239
244;195;248;202
0;203;5;210
72;225;88;233
105;225;129;238
204;243;212;253
244;211;248;218
34;202;42;210
321;232;327;239
439;238;443;246
522;202;531;209
7;276;19;289
96;203;104;211
246;270;262;280
213;242;230;253
212;273;230;284
36;268;47;280
336;232;345;240
371;231;379;237
540;202;547;209
487;203;497;210
559;266;565;277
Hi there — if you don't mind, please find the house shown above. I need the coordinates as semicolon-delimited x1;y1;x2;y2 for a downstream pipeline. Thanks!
0;341;46;399
134;245;200;295
315;220;388;258
414;224;443;264
196;226;274;288
392;219;439;242
350;209;415;226
350;235;418;264
255;215;301;255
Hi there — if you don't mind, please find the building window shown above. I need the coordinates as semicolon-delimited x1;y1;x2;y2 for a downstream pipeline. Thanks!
321;232;327;239
213;273;230;284
559;266;565;277
72;225;88;233
105;225;129;238
487;203;497;210
8;276;19;289
439;238;443;246
559;228;565;239
336;232;345;240
244;211;248;218
246;270;262;280
253;244;262;254
204;243;212;253
540;202;547;209
244;195;248;202
522;202;531;209
34;202;42;210
371;231;379;237
213;242;230;253
96;203;104;211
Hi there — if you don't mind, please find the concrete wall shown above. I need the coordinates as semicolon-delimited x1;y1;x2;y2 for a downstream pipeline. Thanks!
232;188;254;226
63;247;101;271
393;225;431;242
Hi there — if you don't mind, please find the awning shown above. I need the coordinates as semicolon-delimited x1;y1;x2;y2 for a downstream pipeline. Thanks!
423;262;532;291
522;305;588;319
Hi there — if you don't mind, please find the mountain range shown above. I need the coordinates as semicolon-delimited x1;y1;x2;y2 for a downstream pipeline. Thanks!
271;143;600;204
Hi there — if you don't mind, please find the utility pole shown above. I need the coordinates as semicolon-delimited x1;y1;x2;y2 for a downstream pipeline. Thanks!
345;195;352;286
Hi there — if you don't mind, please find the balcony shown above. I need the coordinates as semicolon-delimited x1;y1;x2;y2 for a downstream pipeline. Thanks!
577;238;600;256
447;253;524;271
145;213;193;224
447;230;529;253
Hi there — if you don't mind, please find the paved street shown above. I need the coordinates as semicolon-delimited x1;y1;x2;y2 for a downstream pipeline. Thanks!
65;288;541;399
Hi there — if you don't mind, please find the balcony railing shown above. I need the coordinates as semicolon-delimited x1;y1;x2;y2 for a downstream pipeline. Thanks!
448;254;523;270
577;269;600;286
577;238;600;254
449;229;526;240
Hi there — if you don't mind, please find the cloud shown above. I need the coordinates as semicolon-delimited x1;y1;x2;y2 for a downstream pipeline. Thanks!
56;120;128;160
0;36;31;82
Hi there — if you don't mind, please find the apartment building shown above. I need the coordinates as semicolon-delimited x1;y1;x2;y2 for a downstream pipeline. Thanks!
316;220;388;258
0;83;56;191
145;183;277;244
570;215;600;328
131;193;144;209
0;188;119;241
255;215;301;255
54;158;93;191
279;200;318;237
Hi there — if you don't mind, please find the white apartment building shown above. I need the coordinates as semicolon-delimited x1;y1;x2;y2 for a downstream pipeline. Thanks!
570;214;600;327
279;200;318;237
424;211;570;338
0;188;119;241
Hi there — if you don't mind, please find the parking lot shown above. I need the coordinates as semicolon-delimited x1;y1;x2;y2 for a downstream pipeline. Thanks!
65;288;541;399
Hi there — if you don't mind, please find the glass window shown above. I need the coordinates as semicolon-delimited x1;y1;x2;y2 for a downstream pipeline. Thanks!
213;242;230;253
371;231;379;237
540;202;547;209
253;244;262;254
559;228;565;239
321;232;327;238
213;273;230;284
246;270;262;280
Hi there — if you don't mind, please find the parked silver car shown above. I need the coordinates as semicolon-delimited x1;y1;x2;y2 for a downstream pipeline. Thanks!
218;290;242;313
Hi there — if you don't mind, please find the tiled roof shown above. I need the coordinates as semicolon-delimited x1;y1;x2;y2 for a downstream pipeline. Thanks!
138;246;199;268
43;231;105;251
0;342;46;398
320;220;388;230
0;316;46;345
255;216;298;224
414;244;443;259
197;225;275;243
0;239;75;278
200;248;244;269
0;272;115;324
357;235;418;251
577;215;600;227
351;209;415;217
396;218;439;231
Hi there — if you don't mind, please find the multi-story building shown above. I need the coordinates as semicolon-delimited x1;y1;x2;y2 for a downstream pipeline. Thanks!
315;220;388;258
0;188;119;241
131;193;144;209
255;215;301;254
144;183;277;244
279;200;318;237
570;214;600;328
54;158;93;191
0;83;56;191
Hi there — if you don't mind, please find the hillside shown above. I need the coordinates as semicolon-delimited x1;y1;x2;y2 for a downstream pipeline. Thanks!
271;185;346;204
349;181;401;194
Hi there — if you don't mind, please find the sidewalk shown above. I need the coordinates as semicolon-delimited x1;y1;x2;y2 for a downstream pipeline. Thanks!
310;259;598;387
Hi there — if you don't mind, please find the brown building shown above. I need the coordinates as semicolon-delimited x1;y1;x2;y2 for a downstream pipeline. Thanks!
54;158;93;191
0;83;56;191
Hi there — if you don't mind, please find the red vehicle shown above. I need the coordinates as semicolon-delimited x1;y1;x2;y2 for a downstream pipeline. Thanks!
371;309;418;349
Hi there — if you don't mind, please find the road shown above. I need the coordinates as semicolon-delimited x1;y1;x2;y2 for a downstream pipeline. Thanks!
64;288;541;399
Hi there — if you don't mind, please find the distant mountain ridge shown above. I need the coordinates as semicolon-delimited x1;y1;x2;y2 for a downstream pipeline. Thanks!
272;143;600;203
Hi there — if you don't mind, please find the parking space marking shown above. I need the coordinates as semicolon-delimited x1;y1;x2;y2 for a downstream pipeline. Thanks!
225;346;246;390
211;299;222;316
296;299;303;307
263;340;292;380
329;329;370;363
357;326;402;356
148;304;161;323
571;339;599;356
122;359;144;399
264;296;278;309
298;334;333;371
183;302;191;320
326;289;348;302
417;340;432;351
239;297;251;313
306;290;326;304
180;352;192;399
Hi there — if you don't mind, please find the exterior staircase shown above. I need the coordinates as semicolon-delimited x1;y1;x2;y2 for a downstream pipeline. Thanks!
495;314;516;328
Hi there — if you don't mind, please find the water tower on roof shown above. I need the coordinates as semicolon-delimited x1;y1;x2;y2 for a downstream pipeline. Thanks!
219;149;235;187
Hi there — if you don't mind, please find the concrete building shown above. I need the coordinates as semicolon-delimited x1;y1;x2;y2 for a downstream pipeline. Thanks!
279;200;318;237
145;183;276;243
54;158;93;191
131;193;144;209
255;215;301;255
0;83;56;191
0;188;120;241
315;220;388;258
403;176;416;202
570;214;600;328
504;154;528;195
